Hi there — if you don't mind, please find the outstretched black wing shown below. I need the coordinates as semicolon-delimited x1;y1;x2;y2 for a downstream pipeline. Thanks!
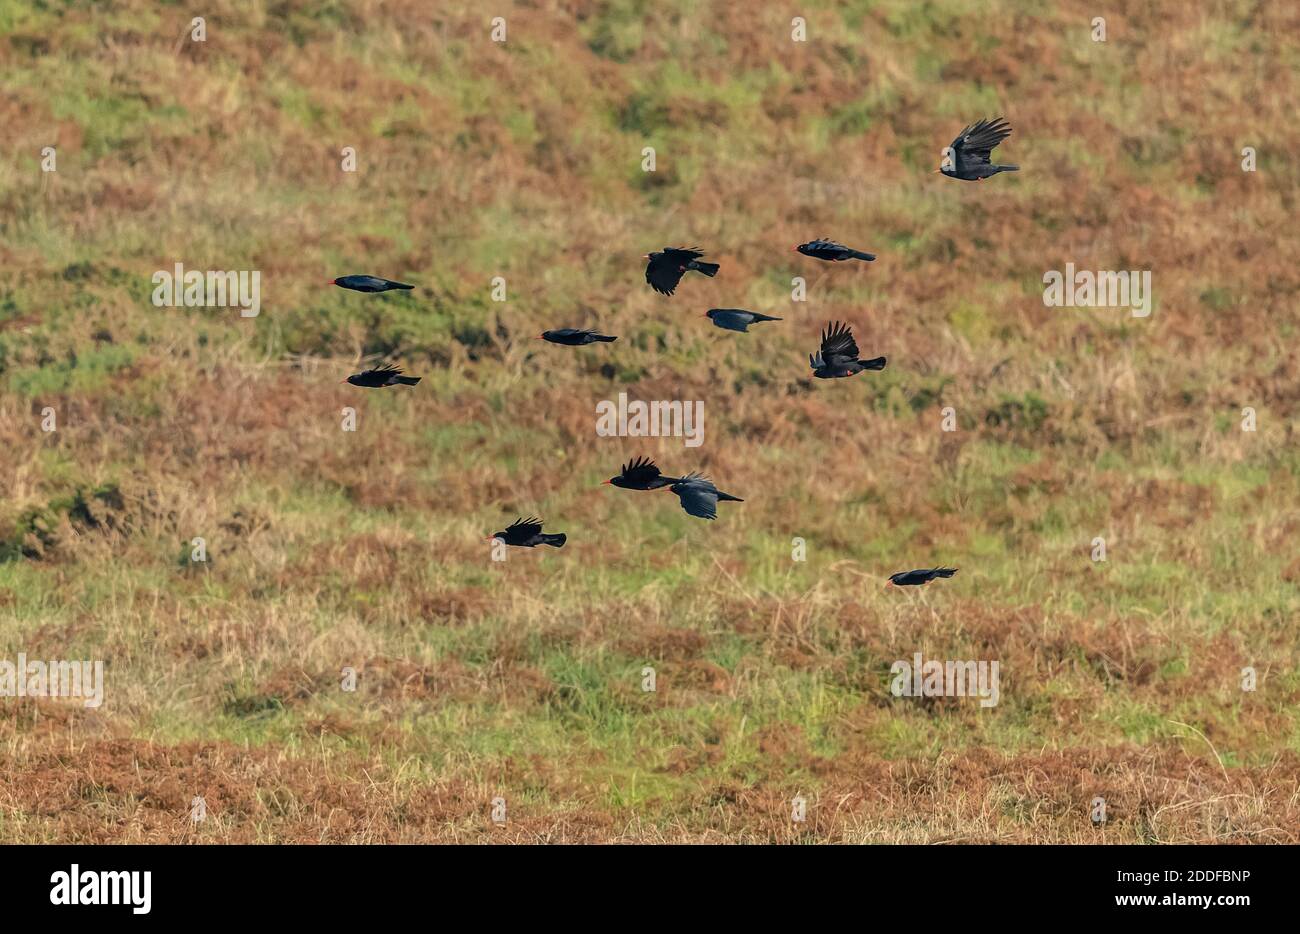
950;118;1012;172
646;256;684;295
819;321;860;366
620;456;662;484
362;363;403;377
671;473;720;520
505;516;543;538
646;247;703;296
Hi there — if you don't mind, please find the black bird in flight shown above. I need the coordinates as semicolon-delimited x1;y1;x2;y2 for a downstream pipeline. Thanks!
809;322;886;379
488;517;567;548
604;456;680;491
644;247;719;296
331;275;415;293
887;567;958;586
342;363;421;388
705;309;782;333
795;239;876;263
669;473;743;521
539;328;617;345
937;118;1018;181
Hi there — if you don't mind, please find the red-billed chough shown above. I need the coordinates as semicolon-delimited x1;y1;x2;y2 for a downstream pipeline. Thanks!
937;118;1018;181
795;239;875;262
644;247;719;296
669;472;743;521
705;309;782;333
343;363;421;388
540;328;617;345
489;517;566;548
604;456;680;491
887;567;958;586
331;275;415;292
809;322;886;379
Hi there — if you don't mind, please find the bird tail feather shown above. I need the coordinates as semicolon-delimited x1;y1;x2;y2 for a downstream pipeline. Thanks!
997;165;1019;172
393;282;415;289
935;567;958;578
716;492;744;503
541;533;566;548
752;313;783;322
860;356;887;370
395;376;421;385
692;262;720;277
851;250;876;261
593;334;617;342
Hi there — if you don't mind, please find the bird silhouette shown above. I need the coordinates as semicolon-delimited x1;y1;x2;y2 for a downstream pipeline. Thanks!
644;247;719;296
705;309;782;333
330;275;415;292
809;322;886;379
937;118;1018;181
887;567;958;586
342;363;421;388
489;517;566;548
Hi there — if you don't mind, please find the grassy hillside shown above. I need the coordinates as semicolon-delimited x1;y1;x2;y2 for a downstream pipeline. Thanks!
0;0;1297;842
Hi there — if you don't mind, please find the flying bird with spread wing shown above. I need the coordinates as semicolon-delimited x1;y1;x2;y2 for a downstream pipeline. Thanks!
539;328;617;345
795;239;876;263
488;517;567;548
887;567;958;586
668;473;743;521
808;322;886;379
330;275;416;292
604;456;680;491
342;363;421;388
705;309;782;333
644;247;719;296
936;118;1018;181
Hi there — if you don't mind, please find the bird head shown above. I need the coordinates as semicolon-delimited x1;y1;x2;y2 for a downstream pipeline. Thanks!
487;533;505;543
341;374;357;385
